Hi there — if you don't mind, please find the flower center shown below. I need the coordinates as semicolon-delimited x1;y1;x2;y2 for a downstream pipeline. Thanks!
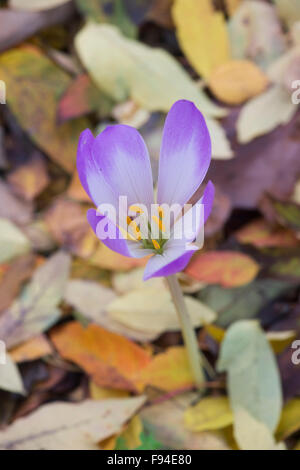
127;204;167;254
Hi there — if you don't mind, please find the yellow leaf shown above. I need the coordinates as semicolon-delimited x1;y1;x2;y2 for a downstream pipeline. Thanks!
139;346;196;392
0;46;88;172
172;0;231;78
209;60;268;105
184;397;233;432
121;416;143;450
276;399;300;441
89;382;130;400
205;324;225;343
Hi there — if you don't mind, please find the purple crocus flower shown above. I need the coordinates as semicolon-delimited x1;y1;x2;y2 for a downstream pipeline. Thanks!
77;100;214;280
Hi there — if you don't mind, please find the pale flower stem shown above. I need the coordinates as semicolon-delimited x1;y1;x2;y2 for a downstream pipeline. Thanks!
166;274;206;389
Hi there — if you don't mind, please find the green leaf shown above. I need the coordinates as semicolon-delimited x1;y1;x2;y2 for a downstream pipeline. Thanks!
217;320;282;433
197;279;291;328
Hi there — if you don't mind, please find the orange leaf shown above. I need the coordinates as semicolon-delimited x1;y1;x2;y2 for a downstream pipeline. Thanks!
50;322;151;392
138;346;194;392
235;219;299;248
9;334;53;363
185;251;259;287
89;243;149;271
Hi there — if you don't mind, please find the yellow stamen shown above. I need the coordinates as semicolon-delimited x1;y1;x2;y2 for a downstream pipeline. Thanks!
129;205;144;214
152;215;166;233
127;216;141;241
158;206;164;219
152;239;160;250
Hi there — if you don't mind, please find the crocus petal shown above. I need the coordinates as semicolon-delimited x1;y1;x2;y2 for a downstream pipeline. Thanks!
92;124;154;211
201;180;215;223
87;209;133;258
143;244;196;280
157;100;211;209
77;129;120;210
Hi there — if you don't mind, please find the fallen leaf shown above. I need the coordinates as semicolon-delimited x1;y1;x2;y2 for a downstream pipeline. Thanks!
276;398;300;441
0;180;33;225
112;268;166;295
172;0;231;79
120;415;143;450
64;279;156;343
0;218;31;264
58;73;112;123
274;0;300;28
139;347;194;392
10;0;71;10
7;152;49;201
0;4;74;53
184;397;233;432
185;251;259;288
89;242;148;271
0;251;71;348
106;286;216;337
141;393;230;450
233;406;285;450
267;331;297;354
43;198;97;258
0;46;89;172
0;255;35;313
50;321;151;391
228;0;286;69
225;0;241;16
198;279;292;328
209;60;268;105
235;219;299;248
207;109;300;209
0;397;145;450
278;346;300;401
67;171;91;202
217;320;283;433
90;382;129;400
237;85;297;143
9;335;53;363
75;22;226;118
0;354;25;395
267;45;300;91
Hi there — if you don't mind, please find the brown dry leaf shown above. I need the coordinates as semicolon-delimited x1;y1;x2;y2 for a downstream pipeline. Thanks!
58;73;112;123
43;198;97;258
141;393;230;450
0;4;74;53
0;251;71;349
138;347;194;392
50;321;152;391
235;219;299;248
0;397;146;450
7;152;49;201
185;251;259;288
146;0;174;29
207;109;300;209
0;180;33;225
209;60;268;105
172;0;231;79
0;254;35;313
9;335;53;363
67;171;91;202
0;46;89;172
